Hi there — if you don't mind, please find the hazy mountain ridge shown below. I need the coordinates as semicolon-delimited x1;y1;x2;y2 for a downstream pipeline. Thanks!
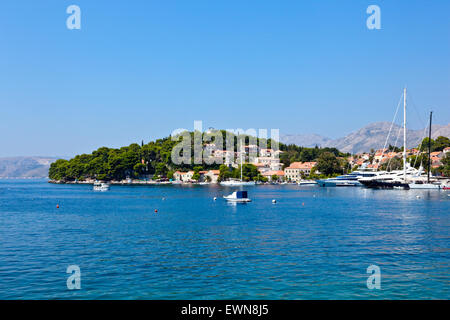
281;122;450;154
0;157;58;178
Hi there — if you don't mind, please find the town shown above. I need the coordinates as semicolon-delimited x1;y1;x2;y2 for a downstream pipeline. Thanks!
48;133;450;185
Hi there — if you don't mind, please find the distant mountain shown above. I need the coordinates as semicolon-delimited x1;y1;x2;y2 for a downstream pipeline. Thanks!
0;157;58;178
280;133;332;148
281;122;450;154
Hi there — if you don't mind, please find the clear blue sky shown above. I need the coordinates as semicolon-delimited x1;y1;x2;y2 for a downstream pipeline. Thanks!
1;0;449;157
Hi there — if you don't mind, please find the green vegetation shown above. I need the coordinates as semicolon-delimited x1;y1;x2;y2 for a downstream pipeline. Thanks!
380;157;403;171
48;130;352;182
217;164;262;182
440;154;450;177
418;136;450;152
279;144;349;168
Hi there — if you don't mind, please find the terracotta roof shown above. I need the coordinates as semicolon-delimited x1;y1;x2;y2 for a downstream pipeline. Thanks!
262;170;285;176
254;163;267;167
287;162;316;169
430;152;442;157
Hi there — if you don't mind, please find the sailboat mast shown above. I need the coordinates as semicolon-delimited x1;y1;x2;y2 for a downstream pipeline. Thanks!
428;111;432;183
403;87;407;182
240;144;243;182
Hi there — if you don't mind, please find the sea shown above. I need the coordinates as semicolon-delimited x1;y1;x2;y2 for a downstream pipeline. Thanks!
0;179;448;299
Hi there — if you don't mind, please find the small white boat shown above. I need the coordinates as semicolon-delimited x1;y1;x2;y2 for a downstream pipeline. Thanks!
223;191;252;203
298;180;318;186
93;182;110;191
220;180;255;186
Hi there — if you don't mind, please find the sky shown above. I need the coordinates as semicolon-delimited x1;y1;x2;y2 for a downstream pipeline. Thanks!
1;0;449;157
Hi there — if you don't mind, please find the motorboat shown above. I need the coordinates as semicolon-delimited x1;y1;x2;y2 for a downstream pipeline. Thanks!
298;180;318;186
220;180;255;186
317;174;363;187
93;181;110;191
223;191;251;203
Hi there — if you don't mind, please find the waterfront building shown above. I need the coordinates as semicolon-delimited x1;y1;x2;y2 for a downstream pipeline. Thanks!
262;170;285;182
284;162;317;182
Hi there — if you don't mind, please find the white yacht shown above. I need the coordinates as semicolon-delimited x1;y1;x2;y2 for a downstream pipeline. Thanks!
317;171;383;187
93;181;110;191
359;88;437;190
298;180;318;186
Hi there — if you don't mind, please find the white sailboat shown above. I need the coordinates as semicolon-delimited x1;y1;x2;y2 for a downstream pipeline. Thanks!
360;88;444;190
408;111;442;189
359;88;414;190
220;145;256;186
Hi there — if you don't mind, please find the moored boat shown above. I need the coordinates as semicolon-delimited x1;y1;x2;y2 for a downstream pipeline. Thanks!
223;191;252;203
93;181;110;191
298;180;318;186
317;174;363;187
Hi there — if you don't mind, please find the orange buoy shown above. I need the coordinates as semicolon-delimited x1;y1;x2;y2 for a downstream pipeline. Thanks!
154;209;158;213
302;202;304;206
56;204;60;209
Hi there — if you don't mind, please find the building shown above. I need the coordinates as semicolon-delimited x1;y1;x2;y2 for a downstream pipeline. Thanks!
204;170;220;183
444;147;450;155
284;162;317;182
253;156;282;171
173;170;220;183
430;151;444;159
254;162;270;173
259;148;273;157
262;170;285;182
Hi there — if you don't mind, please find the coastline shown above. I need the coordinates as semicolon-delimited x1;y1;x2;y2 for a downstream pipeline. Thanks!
47;179;299;186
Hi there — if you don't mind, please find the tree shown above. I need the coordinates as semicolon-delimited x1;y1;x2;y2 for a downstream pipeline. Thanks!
155;163;167;177
218;164;231;182
440;153;450;177
433;136;450;152
271;174;279;182
380;157;403;171
316;152;341;176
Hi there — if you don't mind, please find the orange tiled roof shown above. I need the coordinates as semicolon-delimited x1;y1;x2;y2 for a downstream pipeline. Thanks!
287;162;316;169
262;170;285;176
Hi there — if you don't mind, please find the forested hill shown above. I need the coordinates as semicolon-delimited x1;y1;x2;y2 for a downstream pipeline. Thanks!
48;130;348;182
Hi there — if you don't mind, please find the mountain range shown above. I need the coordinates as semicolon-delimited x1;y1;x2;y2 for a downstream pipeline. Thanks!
281;122;450;154
0;157;58;179
1;122;449;178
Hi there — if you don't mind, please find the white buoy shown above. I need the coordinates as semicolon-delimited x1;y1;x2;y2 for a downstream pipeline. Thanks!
213;197;217;201
272;199;276;204
416;195;421;199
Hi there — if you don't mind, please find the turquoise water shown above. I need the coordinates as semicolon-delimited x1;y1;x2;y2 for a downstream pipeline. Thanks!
0;179;448;299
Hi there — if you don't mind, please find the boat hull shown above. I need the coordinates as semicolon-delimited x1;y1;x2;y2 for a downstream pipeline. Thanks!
220;181;256;186
359;180;410;190
408;183;441;189
317;180;361;187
